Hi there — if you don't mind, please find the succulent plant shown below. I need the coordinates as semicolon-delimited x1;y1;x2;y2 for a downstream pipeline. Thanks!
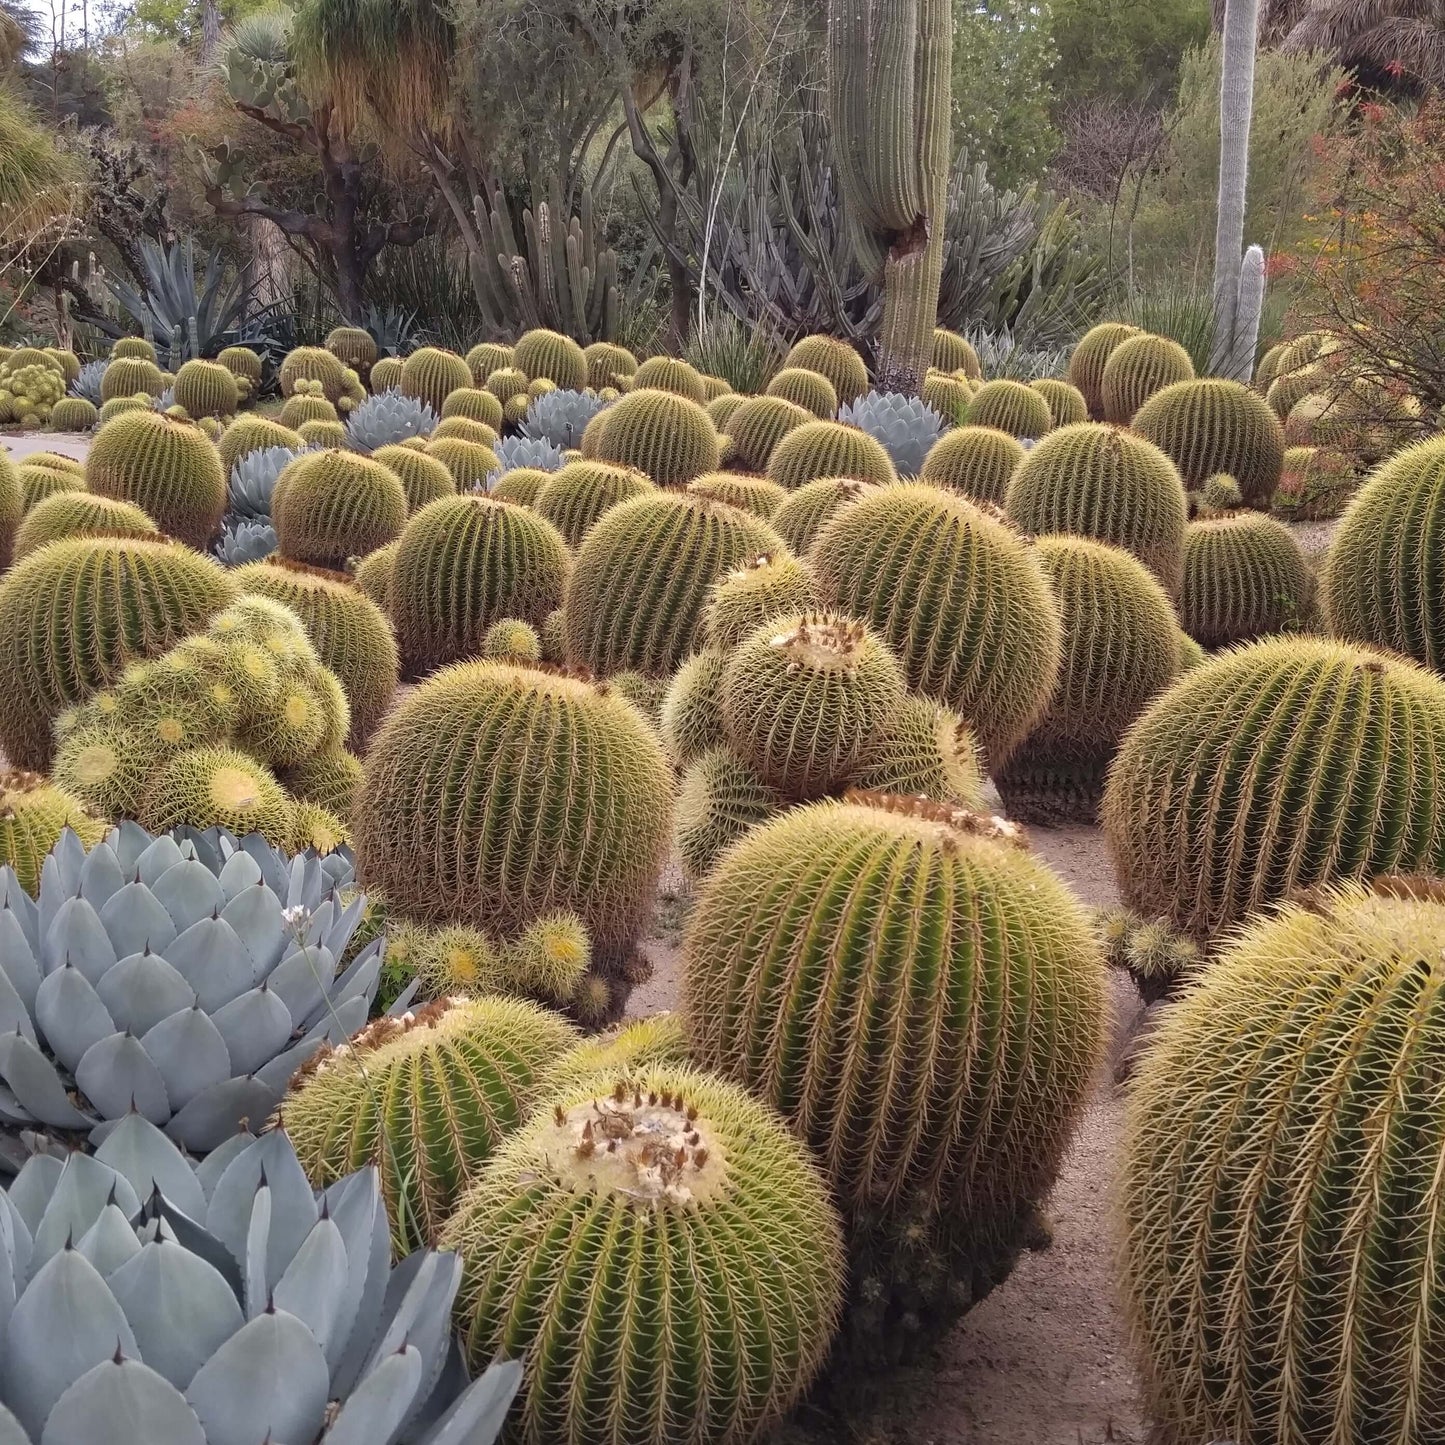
48;397;99;432
838;390;949;476
769;477;874;555
965;379;1053;440
0;1120;522;1443
921;370;974;424
1133;377;1286;507
1099;333;1195;424
280;395;339;431
581;340;637;391
0;538;238;770
1066;321;1140;418
135;744;296;844
518;388;606;451
272;450;408;570
216;345;263;402
280;745;363;818
632;354;708;404
97;396;149;425
111;336;158;361
86;411;228;549
423;437;500;492
280;346;349;405
478;618;542;664
344;389;437;452
354;661;672;985
70;359;107;406
1102;636;1445;940
217;416;303;477
400;348;472;413
849;693;986;808
658;648;729;767
531;460;654;548
1180;513;1313;648
359;439;452;512
214;518;278;567
482;366;529;406
100;356;167;404
785;334;871;402
15;464;83;514
700;552;817;648
685;471;788;520
812;483;1063;765
564;493;785;677
0;770;104;893
484;439;557;481
226;444;300;524
464;341;513;384
390;496;570;678
765;366;839;419
21;450;84;477
154;387;178;413
1198;471;1242;512
440;387;505;430
705;392;745;431
589;388;720;487
367;355;402;392
440;1064;844;1443
996;536;1181;823
1004;422;1188;596
675;747;784;880
1122;881;1445;1445
14;492;158;562
325;322;378;376
764;418;900;492
932;327;982;379
173;359;240;420
684;795;1106;1361
488;467;551;507
1030;377;1089;428
918;424;1026;504
723;395;813;471
512;328;588;391
433;417;499;451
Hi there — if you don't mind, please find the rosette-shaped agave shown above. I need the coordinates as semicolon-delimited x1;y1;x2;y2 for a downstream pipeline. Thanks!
228;446;300;523
491;435;565;476
345;390;437;453
838;391;948;477
70;359;107;407
0;824;381;1153
519;389;606;450
0;1122;521;1444
214;519;278;568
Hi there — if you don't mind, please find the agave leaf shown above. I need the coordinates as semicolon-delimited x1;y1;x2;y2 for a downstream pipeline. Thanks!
220;884;285;977
206;1131;317;1286
363;1251;460;1427
0;1085;31;1126
184;1307;329;1445
319;891;365;959
164;917;256;1012
8;1155;61;1240
96;954;198;1038
0;905;41;1007
387;978;423;1016
77;845;127;911
194;1132;253;1205
0;876;40;952
310;941;382;1028
133;836;187;886
243;1176;269;1319
75;1032;171;1126
42;897;117;985
98;882;178;961
0;1403;26;1445
323;1343;424;1445
73;1202;142;1278
0;960;36;1047
216;850;262;902
164;1078;276;1155
253;1036;325;1097
150;861;226;934
31;1155;140;1277
35;965;117;1074
239;836;289;899
272;1214;348;1354
141;1009;231;1114
211;988;293;1078
263;942;333;1025
0;1200;26;1339
0;1033;95;1130
324;1169;388;1385
134;1192;243;1300
108;823;152;875
111;1237;246;1391
49;830;88;898
1;1245;137;1438
414;1358;523;1445
95;1113;205;1222
40;1355;206;1445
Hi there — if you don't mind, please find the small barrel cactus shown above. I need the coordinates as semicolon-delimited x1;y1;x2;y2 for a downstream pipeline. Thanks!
14;491;158;561
47;396;98;432
441;385;505;429
280;344;349;404
467;340;515;384
0;770;104;892
1031;377;1089;428
849;692;986;808
785;333;871;401
724;394;814;471
590;387;721;487
370;442;455;513
921;370;974;424
16;463;82;513
111;335;157;361
299;418;348;450
489;466;551;507
173;358;240;420
701;551;817;647
659;647;729;765
216;343;263;400
479;617;542;663
137;744;295;845
279;393;339;430
483;366;529;405
919;424;1026;503
965;378;1053;440
272;449;408;569
401;346;476;412
685;470;788;519
513;327;588;390
765;418;899;491
632;353;708;403
424;436;501;491
932;327;982;379
218;414;304;476
369;356;403;391
1180;513;1314;648
1099;332;1195;424
432;416;497;448
676;747;785;879
352;541;396;613
532;459;655;548
325;322;378;375
766;365;840;419
581;339;637;390
772;475;878;554
100;355;167;403
1066;321;1141;418
839;390;949;475
344;388;437;451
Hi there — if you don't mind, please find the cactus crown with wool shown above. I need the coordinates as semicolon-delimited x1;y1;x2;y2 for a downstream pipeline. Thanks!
1122;881;1445;1445
272;449;408;569
1099;332;1196;424
919;424;1026;504
632;353;708;404
1180;513;1313;649
14;491;159;562
811;483;1063;765
784;333;871;401
1066;321;1141;418
1005;422;1188;595
723;394;813;471
588;387;720;486
1102;636;1445;940
532;460;654;548
766;366;839;419
966;378;1053;440
344;389;437;451
839;390;949;476
764;419;899;491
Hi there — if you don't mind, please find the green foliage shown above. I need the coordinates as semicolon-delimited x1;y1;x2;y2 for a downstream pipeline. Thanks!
1049;0;1209;102
272;448;408;568
1181;513;1313;647
533;460;656;548
592;388;721;487
1102;637;1445;939
764;419;899;492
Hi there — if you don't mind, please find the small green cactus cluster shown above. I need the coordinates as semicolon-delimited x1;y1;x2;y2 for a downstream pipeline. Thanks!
1179;513;1313;648
766;365;839;418
966;378;1053;439
272;447;408;569
216;342;263;400
0;350;67;425
764;418;899;490
280;343;364;412
401;346;475;412
1271;443;1356;520
46;396;98;432
1102;636;1445;940
0;768;105;893
685;795;1106;1363
13;490;158;561
1094;905;1201;1001
588;387;721;486
532;459;655;546
919;424;1026;502
1066;321;1140;418
172;357;240;419
785;332;871;400
1099;332;1195;424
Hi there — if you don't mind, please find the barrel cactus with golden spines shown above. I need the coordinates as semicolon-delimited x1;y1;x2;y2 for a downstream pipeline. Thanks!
1265;363;1319;420
966;378;1053;439
0;770;105;893
764;418;899;491
399;345;472;412
564;492;785;677
532;459;655;548
325;322;378;378
99;355;166;403
701;551;817;648
278;393;338;431
919;424;1026;503
14;491;157;561
370;440;455;512
723;394;813;471
1102;636;1445;940
1031;377;1089;428
111;335;157;362
466;340;514;385
390;495;570;678
996;536;1181;823
1100;332;1196;424
271;448;408;569
676;747;785;880
685;470;788;519
16;464;82;513
216;342;263;400
479;616;542;663
431;415;497;448
921;370;973;424
489;465;550;507
1122;881;1445;1445
281;994;575;1250
86;409;227;547
850;693;986;808
440;385;505;429
280;344;348;403
441;1064;844;1445
766;365;839;419
47;397;98;432
771;476;878;554
632;353;707;404
705;392;745;431
354;661;673;983
785;333;871;400
1180;513;1313;648
218;414;304;474
424;435;500;491
684;795;1106;1360
932;326;982;378
298;417;347;449
1004;422;1188;595
0;451;23;570
173;358;240;419
659;647;729;765
582;339;637;391
812;483;1063;765
135;743;294;845
1066;321;1140;418
351;539;396;613
589;387;720;487
512;328;587;391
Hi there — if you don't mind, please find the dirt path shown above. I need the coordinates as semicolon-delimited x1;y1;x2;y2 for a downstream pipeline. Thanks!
2;433;91;464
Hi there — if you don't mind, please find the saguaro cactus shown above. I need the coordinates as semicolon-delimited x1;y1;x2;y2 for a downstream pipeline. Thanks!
827;0;953;395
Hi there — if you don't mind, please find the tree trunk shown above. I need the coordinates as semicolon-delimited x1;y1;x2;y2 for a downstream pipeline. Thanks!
199;0;221;63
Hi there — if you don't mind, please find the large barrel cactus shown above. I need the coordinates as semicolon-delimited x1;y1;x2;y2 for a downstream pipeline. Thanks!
785;333;871;401
685;795;1106;1359
399;346;472;412
370;442;455;513
1102;636;1445;939
724;394;813;471
581;340;636;390
13;491;158;560
965;378;1052;439
390;496;570;678
532;460;655;547
996;536;1181;823
633;353;708;403
764;419;899;491
767;365;839;419
0;453;19;571
590;388;720;486
932;327;982;379
440;1065;844;1444
1005;422;1188;595
811;483;1062;764
772;476;879;555
1122;881;1445;1445
513;328;588;391
1099;332;1195;424
1179;513;1314;648
174;358;240;420
272;449;408;570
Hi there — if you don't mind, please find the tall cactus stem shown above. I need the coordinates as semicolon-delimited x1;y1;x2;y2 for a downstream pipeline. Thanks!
1209;0;1260;375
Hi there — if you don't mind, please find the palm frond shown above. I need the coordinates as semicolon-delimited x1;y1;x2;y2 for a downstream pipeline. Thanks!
1344;14;1445;80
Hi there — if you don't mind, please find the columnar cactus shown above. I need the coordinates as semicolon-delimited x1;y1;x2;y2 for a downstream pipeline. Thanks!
532;459;655;547
1102;637;1445;939
764;419;899;491
966;378;1053;439
588;388;721;486
811;483;1063;764
919;424;1026;503
14;491;158;561
86;410;228;548
272;449;408;569
400;346;473;412
1180;513;1313;647
1099;333;1195;423
685;795;1105;1359
766;366;839;419
785;333;871;401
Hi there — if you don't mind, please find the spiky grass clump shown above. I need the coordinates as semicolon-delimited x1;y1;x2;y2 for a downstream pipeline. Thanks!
676;747;785;880
1122;881;1445;1445
659;648;730;765
997;536;1181;823
99;356;166;403
479;617;542;663
440;385;505;429
48;396;98;432
1005;422;1188;595
282;995;576;1250
173;358;240;419
785;333;871;401
765;419;899;491
533;460;655;547
1100;332;1196;424
766;365;839;419
564;492;785;677
932;327;982;379
390;496;570;677
701;552;817;647
812;484;1062;764
13;490;157;561
135;743;292;844
354;661;673;961
1180;514;1313;648
588;387;721;487
582;340;638;391
86;409;227;548
1133;378;1286;507
720;612;906;798
1322;435;1445;667
399;346;472;412
272;448;408;568
370;441;455;513
440;1065;844;1443
919;425;1026;503
850;693;986;808
0;538;237;768
685;795;1106;1359
1031;377;1089;428
686;471;789;519
966;378;1053;439
772;476;878;554
1102;637;1445;940
218;414;304;475
1067;321;1140;418
0;770;105;893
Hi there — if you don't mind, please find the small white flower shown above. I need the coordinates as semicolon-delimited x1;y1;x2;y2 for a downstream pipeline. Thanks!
282;903;310;930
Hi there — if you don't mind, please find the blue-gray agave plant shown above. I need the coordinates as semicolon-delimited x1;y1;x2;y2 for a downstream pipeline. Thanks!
0;824;381;1154
0;1121;521;1443
229;445;298;521
838;391;948;478
70;361;107;407
214;519;278;567
345;390;436;452
153;387;177;413
519;389;606;450
492;435;566;475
